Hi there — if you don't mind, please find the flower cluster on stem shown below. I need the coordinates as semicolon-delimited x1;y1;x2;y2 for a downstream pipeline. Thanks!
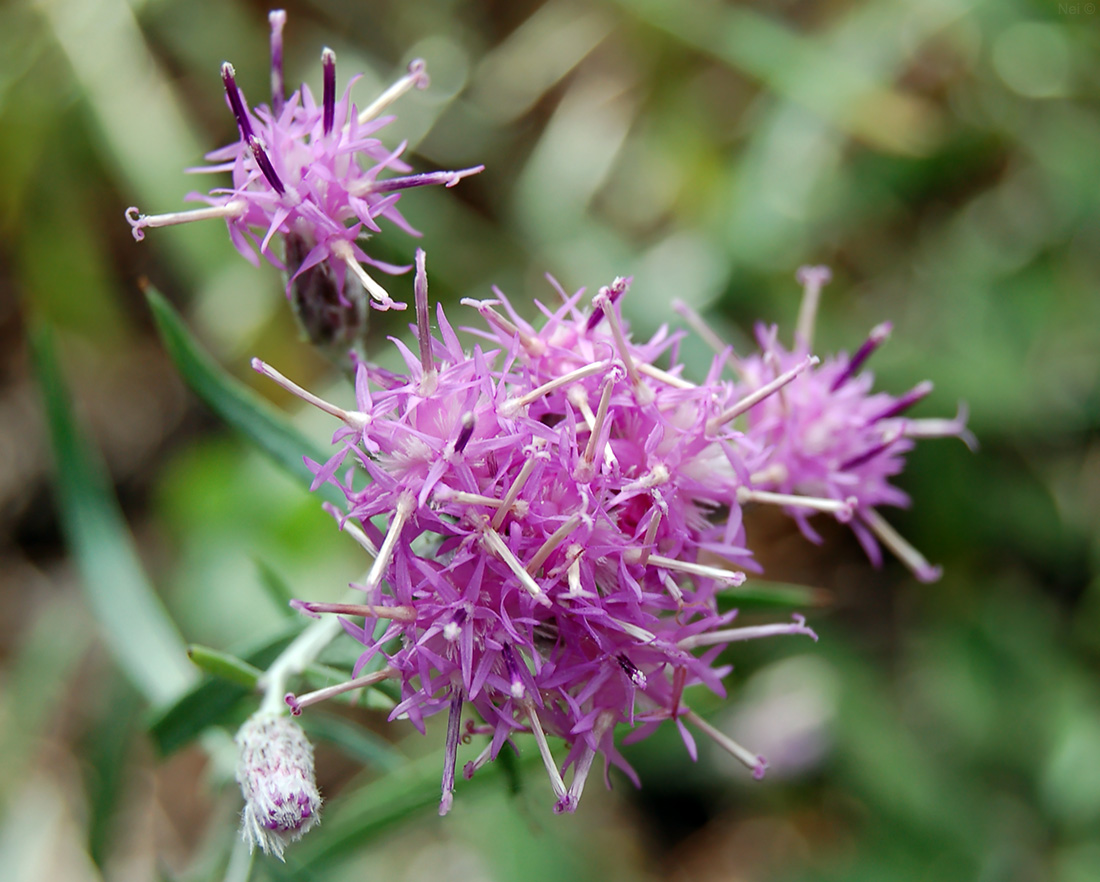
126;10;481;350
256;253;969;817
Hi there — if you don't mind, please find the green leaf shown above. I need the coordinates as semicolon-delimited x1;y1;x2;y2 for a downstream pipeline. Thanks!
253;557;298;617
282;747;538;873
187;645;263;689
298;714;404;772
145;286;342;506
31;323;196;706
147;626;298;756
716;580;830;611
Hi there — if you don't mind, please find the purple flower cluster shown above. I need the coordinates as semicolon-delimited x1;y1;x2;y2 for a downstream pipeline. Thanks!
126;10;480;317
120;6;979;847
727;267;976;581
256;255;968;815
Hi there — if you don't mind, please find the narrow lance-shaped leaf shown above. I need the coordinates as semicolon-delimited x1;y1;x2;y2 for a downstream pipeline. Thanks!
716;580;831;611
145;285;342;506
31;323;196;705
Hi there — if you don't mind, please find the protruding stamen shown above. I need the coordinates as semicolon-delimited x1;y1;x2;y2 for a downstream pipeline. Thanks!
330;239;406;311
481;526;552;607
683;708;767;779
323;503;381;556
365;492;416;594
904;403;978;451
125;200;247;241
637;362;698;390
567;387;619;470
526;514;581;576
414;249;437;394
577;372;617;480
869;380;933;422
439;689;463;816
565;552;592;599
555;710;615;814
830;321;892;391
678;614;818;650
491;444;543;531
659;570;684;604
500;361;610;418
461;297;546;357
860;506;943;583
221;62;254;141
357;58;430;125
454;412;476;455
269;10;287;114
672;299;743;376
527;704;568;804
365;166;485;195
612;618;658;644
630;553;745;587
593;286;653;406
839;425;904;471
794;265;832;349
463;741;494;779
285;667;396;715
292;601;416;622
433;487;518;512
248;135;286;195
738;487;855;520
586;276;632;330
321;47;337;135
707;355;819;432
252;358;368;430
637;509;662;567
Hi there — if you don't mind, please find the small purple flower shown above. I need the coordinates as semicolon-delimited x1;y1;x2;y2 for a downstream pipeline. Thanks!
125;10;481;317
258;255;819;813
733;266;976;581
235;711;322;860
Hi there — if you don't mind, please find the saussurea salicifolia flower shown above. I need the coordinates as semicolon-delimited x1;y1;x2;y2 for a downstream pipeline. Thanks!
126;9;481;348
235;710;322;860
678;266;975;582
255;253;831;816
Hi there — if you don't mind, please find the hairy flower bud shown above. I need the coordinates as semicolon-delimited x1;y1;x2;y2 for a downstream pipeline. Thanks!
235;711;322;860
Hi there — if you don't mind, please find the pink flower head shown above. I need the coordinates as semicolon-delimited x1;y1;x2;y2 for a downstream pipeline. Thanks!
736;266;977;582
125;9;482;316
235;711;321;860
260;254;819;814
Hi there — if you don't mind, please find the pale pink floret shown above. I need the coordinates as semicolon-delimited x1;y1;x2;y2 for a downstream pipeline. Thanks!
125;11;482;311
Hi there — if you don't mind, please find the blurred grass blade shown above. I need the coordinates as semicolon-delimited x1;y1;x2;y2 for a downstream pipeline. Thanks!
31;323;196;706
148;626;298;756
145;286;341;505
717;580;830;611
298;714;404;772
188;645;263;689
253;557;298;617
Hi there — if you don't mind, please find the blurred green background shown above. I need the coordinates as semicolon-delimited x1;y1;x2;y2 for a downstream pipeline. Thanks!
2;0;1099;879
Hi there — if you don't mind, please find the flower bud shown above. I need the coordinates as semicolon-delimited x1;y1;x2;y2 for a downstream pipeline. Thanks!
235;711;322;860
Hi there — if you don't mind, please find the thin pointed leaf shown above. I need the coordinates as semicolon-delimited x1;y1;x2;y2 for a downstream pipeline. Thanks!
145;286;342;506
147;626;299;756
716;580;831;611
31;323;196;706
253;557;298;617
188;645;263;689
